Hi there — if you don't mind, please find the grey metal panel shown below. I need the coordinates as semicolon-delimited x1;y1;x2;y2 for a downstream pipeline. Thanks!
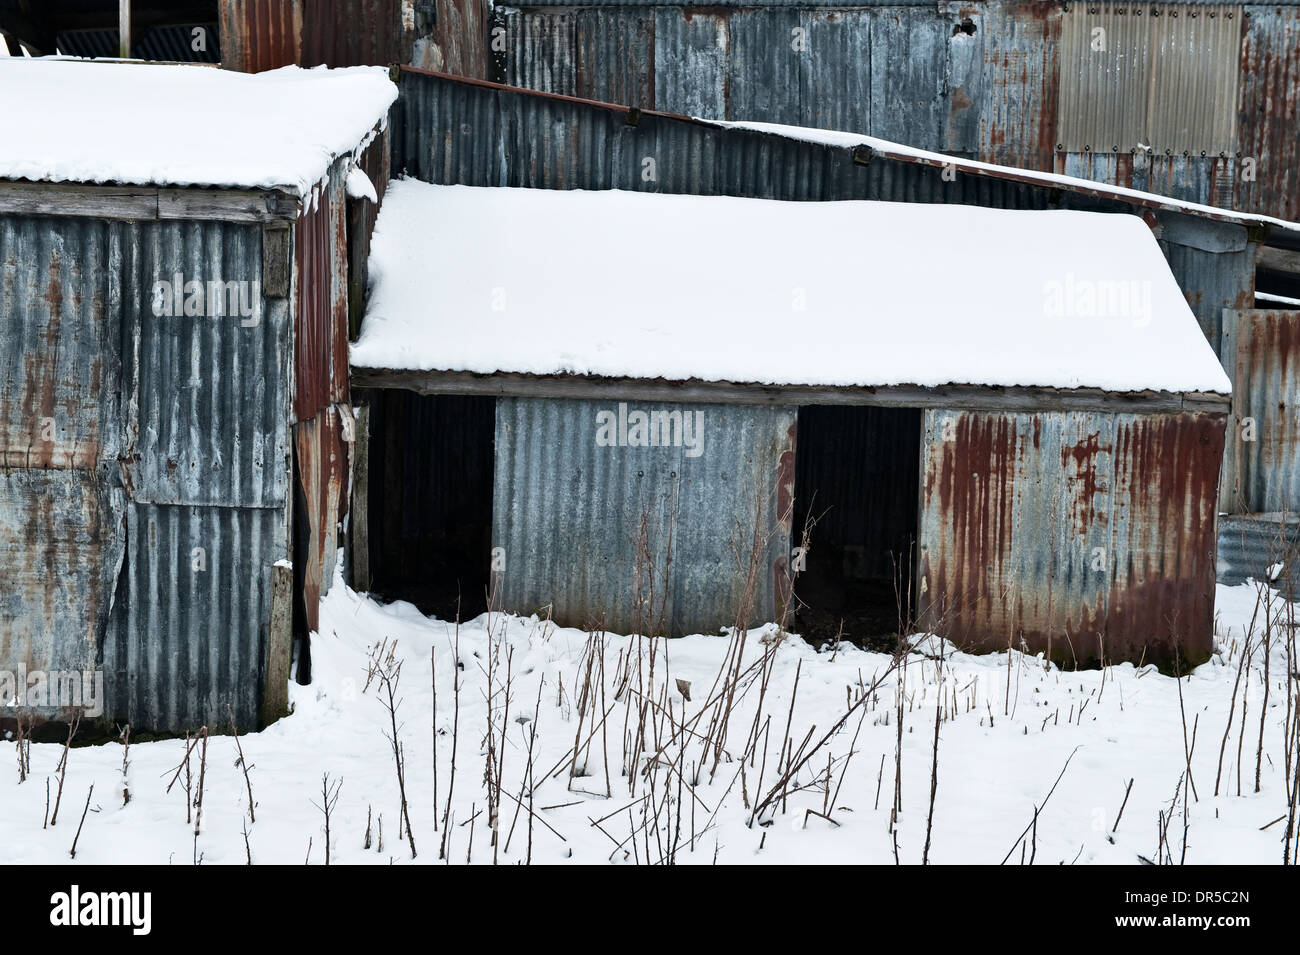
1159;237;1255;356
1220;309;1300;514
575;7;654;105
802;10;874;136
125;220;291;509
0;216;122;469
867;7;948;151
494;397;795;635
504;9;577;97
1217;513;1300;586
972;1;1062;170
101;501;287;731
1057;3;1242;155
0;469;125;673
726;7;806;125
653;8;727;120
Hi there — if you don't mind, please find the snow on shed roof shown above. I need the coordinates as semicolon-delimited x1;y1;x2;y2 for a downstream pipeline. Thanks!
0;59;397;195
350;180;1232;398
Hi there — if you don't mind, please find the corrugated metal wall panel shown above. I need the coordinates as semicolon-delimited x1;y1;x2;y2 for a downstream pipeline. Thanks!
220;0;301;72
1217;513;1300;586
726;7;805;125
0;469;124;673
101;501;285;731
504;9;577;97
126;220;290;508
1237;5;1300;221
415;0;493;77
1159;236;1255;356
918;408;1221;666
0;217;118;470
494;397;795;635
802;10;874;135
974;1;1063;169
653;9;727;119
293;158;350;421
300;0;402;67
1221;309;1300;514
1106;411;1223;659
575;7;654;104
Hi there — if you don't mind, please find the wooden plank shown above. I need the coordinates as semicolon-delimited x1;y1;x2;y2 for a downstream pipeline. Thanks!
261;559;294;728
1258;245;1300;275
0;180;299;222
349;403;371;593
351;367;1230;416
158;187;300;222
262;223;292;298
0;182;158;220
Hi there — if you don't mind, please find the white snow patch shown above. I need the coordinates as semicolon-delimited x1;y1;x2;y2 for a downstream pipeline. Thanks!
0;59;397;195
1;576;1295;865
346;164;378;202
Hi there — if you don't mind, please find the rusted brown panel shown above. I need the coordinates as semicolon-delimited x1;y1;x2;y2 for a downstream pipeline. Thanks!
574;8;654;106
301;0;402;68
412;0;492;77
977;1;1062;171
219;0;301;73
1237;6;1300;221
293;404;349;633
1107;412;1224;666
918;408;1222;667
293;159;350;421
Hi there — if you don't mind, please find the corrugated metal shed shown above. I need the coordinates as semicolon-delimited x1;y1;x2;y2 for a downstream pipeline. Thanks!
478;1;1300;219
493;397;796;635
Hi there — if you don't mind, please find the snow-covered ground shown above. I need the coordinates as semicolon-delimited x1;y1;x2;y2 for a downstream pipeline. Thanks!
3;575;1298;865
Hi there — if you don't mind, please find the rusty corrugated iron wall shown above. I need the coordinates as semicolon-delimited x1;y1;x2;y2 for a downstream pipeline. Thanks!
1221;309;1300;514
917;409;1225;667
493;397;796;635
484;1;1299;220
218;0;492;73
1;211;294;731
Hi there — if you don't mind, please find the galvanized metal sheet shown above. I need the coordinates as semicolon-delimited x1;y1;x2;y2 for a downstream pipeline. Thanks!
100;501;286;731
494;397;795;635
1217;512;1300;586
0;216;120;469
1221;309;1300;514
294;158;350;421
0;469;124;671
918;408;1221;666
653;8;728;120
126;219;291;508
1057;3;1241;155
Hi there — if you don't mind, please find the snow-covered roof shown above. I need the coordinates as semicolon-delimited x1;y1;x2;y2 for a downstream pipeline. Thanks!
350;180;1232;397
0;59;397;195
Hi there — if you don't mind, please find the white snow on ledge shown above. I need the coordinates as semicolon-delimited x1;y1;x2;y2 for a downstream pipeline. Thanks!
351;180;1232;397
0;59;397;195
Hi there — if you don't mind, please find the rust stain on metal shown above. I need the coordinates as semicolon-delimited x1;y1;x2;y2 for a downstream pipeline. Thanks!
920;410;1222;668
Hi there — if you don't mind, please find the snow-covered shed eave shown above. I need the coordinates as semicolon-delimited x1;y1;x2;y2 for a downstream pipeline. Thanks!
350;366;1232;417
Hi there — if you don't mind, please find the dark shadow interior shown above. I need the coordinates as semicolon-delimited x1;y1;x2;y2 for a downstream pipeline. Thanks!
368;390;495;621
792;405;921;650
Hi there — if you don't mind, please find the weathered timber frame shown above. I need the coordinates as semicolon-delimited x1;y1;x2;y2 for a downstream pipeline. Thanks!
352;368;1231;416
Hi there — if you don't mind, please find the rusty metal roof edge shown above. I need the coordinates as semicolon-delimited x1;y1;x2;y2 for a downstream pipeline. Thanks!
398;66;1300;237
351;366;1232;414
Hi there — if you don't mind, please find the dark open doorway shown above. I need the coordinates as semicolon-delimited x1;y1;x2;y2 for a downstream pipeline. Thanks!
791;405;921;650
367;390;495;620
